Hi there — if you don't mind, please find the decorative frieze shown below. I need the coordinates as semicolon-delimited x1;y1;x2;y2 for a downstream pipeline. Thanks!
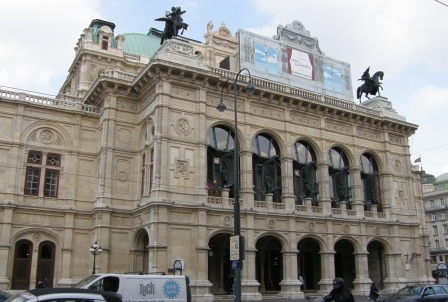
117;100;137;111
252;102;284;120
389;134;403;145
171;86;195;100
290;111;319;127
356;126;381;141
325;118;352;134
175;159;189;177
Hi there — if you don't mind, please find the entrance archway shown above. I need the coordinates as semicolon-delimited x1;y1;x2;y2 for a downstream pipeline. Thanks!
256;235;283;292
367;241;386;289
208;233;232;294
36;241;55;288
298;238;321;291
133;229;149;274
334;239;355;288
12;240;33;289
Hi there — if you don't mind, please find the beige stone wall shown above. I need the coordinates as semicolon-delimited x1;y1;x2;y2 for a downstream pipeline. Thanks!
0;22;431;301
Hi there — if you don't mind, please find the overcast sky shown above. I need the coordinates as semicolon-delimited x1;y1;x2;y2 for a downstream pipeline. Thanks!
1;0;447;178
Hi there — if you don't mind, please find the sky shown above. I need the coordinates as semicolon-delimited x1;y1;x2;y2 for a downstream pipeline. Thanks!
1;0;448;178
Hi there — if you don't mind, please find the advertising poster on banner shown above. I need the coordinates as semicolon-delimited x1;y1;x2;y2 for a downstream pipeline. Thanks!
287;48;314;80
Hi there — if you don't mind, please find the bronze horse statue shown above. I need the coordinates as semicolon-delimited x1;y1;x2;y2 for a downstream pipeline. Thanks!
356;71;384;104
155;7;189;45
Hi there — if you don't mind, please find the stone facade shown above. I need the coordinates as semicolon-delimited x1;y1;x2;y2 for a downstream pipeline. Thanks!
0;19;432;300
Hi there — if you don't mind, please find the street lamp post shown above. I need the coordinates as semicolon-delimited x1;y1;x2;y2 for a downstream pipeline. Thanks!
89;241;102;275
216;68;255;302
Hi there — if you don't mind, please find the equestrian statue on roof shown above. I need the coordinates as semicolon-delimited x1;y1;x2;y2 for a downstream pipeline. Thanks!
356;67;385;104
155;7;189;45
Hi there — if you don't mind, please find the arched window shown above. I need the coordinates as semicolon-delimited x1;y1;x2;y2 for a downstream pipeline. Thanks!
328;147;350;207
292;141;318;205
252;134;281;202
207;126;235;197
360;153;381;211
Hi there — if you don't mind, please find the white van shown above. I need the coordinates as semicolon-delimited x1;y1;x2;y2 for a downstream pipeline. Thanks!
73;274;191;302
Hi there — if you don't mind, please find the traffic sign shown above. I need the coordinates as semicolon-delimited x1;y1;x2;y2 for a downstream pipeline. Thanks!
230;235;239;260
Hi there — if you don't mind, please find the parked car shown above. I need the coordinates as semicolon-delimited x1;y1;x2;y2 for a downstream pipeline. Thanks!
379;284;448;302
5;288;121;302
0;291;11;302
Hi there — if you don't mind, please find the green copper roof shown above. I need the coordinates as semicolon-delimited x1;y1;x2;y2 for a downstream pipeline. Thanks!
435;172;448;183
122;33;161;58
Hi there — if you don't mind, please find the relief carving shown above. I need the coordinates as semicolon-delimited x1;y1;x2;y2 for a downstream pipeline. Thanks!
175;160;188;177
266;218;276;229
326;120;352;134
389;134;402;145
291;112;319;127
171;87;195;100
117;100;137;111
357;127;381;141
173;117;192;135
252;105;284;119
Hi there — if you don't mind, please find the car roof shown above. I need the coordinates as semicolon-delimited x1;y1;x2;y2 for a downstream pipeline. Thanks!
25;289;121;302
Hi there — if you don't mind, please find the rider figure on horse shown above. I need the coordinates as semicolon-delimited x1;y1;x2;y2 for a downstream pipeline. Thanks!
359;67;373;92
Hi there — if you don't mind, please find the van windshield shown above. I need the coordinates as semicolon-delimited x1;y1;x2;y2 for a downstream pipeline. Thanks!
72;275;101;288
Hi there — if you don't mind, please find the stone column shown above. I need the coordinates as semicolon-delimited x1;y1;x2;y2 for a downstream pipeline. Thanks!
349;167;364;217
58;211;75;286
318;250;336;295
241;213;262;300
280;156;296;211
0;206;14;289
352;251;372;295
279;250;303;299
241;248;262;300
240;149;254;209
316;162;332;214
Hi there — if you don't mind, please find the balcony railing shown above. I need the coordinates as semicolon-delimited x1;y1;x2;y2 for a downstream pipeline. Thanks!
0;89;100;115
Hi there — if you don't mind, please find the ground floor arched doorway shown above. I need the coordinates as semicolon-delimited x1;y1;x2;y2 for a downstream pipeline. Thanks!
367;240;386;289
132;229;149;274
334;239;355;289
256;235;283;292
208;233;232;294
298;237;321;291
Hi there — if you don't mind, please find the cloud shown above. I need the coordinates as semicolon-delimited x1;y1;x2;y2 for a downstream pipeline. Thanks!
323;71;332;79
0;0;102;95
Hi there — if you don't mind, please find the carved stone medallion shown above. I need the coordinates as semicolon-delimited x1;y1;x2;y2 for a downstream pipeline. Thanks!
342;224;350;233
266;218;276;229
174;117;192;135
222;215;232;226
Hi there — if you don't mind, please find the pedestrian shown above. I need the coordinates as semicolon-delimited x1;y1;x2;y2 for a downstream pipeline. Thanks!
298;275;305;290
323;278;355;302
37;277;47;288
369;282;379;302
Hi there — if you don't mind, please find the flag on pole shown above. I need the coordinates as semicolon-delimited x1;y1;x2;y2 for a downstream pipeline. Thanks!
406;252;419;264
414;157;421;163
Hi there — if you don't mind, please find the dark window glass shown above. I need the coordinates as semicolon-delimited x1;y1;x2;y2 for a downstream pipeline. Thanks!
328;148;350;207
292;141;318;205
17;243;30;258
252;134;281;202
40;245;52;259
25;167;40;195
207;126;235;197
360;153;382;211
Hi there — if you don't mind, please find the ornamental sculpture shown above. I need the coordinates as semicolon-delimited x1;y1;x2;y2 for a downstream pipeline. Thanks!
356;67;384;103
155;7;188;45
